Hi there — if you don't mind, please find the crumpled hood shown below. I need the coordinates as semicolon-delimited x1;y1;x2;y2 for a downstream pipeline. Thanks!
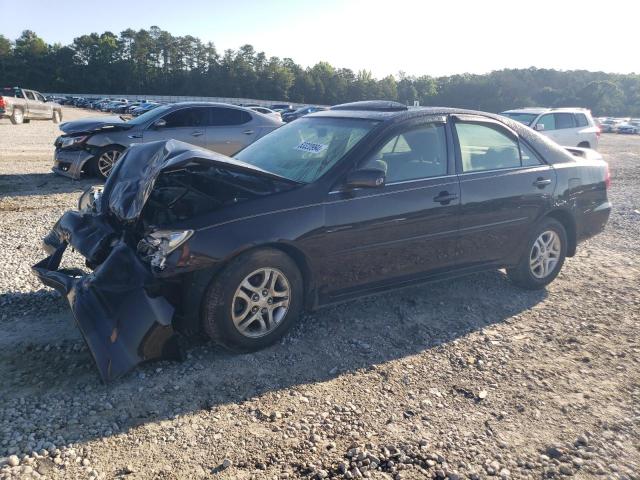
100;139;295;224
59;115;129;135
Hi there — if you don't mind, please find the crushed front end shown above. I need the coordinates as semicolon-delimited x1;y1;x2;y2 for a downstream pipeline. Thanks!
33;139;294;382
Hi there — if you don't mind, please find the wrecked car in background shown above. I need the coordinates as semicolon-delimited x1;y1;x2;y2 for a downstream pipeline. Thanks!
33;101;611;382
52;102;283;179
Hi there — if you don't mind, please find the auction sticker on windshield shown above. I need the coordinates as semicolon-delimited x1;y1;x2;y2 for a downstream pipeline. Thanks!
295;141;328;154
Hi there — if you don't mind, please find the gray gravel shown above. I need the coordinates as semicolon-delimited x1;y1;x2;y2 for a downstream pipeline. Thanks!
0;109;638;479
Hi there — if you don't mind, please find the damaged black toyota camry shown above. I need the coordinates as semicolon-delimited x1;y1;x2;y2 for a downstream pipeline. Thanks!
33;101;611;382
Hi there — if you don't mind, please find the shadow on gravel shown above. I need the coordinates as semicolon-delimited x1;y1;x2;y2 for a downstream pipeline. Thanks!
0;269;547;454
0;173;100;199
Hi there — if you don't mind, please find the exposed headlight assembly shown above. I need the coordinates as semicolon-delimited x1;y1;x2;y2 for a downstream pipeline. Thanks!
138;230;194;270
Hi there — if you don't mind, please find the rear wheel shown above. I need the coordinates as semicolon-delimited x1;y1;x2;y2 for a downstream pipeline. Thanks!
10;109;23;125
578;141;590;148
507;218;567;289
202;248;303;352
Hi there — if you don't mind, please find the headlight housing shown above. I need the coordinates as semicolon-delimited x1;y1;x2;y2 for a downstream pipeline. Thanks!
60;135;89;149
137;230;194;270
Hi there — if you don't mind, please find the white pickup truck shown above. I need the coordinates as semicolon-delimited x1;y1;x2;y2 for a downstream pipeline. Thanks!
0;86;62;124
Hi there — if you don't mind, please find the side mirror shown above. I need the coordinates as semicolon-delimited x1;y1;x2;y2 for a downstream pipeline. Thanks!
153;118;167;129
534;124;545;131
345;168;386;189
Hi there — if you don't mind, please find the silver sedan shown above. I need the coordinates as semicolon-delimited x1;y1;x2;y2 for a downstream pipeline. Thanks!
53;102;284;179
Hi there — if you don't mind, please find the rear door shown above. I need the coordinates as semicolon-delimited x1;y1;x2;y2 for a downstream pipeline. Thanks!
142;106;209;148
553;112;578;146
23;90;38;118
453;115;557;266
318;117;461;301
206;107;255;156
34;92;52;119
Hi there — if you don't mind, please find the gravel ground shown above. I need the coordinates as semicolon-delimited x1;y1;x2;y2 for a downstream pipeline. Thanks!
0;108;638;480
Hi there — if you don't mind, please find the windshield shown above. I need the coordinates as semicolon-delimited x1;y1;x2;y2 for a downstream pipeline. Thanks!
500;112;538;125
126;104;171;126
235;117;379;183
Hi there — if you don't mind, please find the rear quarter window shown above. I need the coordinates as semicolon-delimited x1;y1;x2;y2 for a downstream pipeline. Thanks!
574;113;589;127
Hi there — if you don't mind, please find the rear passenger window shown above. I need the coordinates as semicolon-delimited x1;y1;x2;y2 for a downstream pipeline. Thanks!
209;107;251;126
24;91;35;100
574;113;588;127
520;142;542;166
554;113;575;129
361;123;447;183
456;122;521;172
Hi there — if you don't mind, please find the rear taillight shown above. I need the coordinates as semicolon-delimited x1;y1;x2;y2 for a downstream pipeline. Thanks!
596;127;601;139
0;97;5;109
604;163;611;189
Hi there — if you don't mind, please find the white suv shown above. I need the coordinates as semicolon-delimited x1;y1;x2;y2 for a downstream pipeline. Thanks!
500;108;600;149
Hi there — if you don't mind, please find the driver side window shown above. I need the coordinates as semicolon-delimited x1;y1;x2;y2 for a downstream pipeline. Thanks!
360;123;447;183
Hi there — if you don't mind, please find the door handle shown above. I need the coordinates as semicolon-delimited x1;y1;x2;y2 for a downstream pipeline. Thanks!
533;177;552;188
191;130;204;137
433;191;458;205
243;130;254;135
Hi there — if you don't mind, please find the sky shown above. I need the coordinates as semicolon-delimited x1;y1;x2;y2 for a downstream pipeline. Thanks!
1;0;638;78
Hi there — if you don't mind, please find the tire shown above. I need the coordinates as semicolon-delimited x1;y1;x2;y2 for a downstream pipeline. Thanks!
91;146;125;179
202;248;303;352
577;141;590;148
10;109;23;125
52;110;61;123
507;218;567;290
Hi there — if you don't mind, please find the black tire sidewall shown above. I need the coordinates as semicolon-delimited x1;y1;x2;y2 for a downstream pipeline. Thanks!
202;249;303;352
516;218;568;288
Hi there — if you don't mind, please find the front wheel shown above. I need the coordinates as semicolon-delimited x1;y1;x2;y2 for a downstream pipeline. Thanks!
52;110;61;123
91;146;124;179
507;218;567;290
202;248;303;352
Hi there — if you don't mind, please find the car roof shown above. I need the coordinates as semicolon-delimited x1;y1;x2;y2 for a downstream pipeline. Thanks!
308;102;519;123
502;107;590;114
167;101;252;109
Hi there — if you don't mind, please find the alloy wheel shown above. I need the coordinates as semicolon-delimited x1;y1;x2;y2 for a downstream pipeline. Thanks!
529;230;561;279
97;150;122;178
231;268;291;338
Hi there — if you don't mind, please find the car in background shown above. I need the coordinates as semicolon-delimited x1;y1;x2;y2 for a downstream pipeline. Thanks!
598;118;618;133
617;120;640;134
33;100;611;381
53;102;283;179
131;102;161;116
249;106;282;121
282;105;328;122
500;108;600;149
0;86;62;124
270;103;294;112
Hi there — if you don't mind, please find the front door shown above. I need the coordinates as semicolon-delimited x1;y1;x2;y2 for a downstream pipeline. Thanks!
317;118;461;302
453;115;557;266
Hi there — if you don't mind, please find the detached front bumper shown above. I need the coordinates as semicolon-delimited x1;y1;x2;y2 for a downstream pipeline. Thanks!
32;215;181;382
52;148;94;180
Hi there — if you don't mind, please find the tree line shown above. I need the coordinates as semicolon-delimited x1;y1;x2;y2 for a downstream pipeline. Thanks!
1;28;639;116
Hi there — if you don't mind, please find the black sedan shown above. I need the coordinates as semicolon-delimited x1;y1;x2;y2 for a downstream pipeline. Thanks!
33;101;611;381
